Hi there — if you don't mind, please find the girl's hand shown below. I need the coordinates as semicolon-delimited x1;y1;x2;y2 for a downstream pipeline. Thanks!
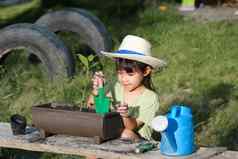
86;95;94;108
116;103;129;118
92;71;105;96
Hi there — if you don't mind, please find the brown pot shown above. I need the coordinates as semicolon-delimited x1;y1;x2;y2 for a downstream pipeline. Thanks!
32;103;124;144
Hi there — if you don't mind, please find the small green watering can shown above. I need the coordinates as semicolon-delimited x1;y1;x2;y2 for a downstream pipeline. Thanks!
94;87;110;115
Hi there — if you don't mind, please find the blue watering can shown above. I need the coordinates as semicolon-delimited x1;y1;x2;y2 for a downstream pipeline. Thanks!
151;105;195;156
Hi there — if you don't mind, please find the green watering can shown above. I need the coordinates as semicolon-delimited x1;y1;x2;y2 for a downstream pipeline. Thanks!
94;87;110;115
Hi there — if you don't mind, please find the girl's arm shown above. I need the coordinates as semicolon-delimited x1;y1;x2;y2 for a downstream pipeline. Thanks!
86;94;94;108
117;104;144;130
120;116;144;140
122;117;144;130
87;71;105;108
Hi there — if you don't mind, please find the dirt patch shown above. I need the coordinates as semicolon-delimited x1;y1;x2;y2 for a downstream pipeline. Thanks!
181;6;238;22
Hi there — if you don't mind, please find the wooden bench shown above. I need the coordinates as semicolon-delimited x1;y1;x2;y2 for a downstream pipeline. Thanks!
0;122;234;159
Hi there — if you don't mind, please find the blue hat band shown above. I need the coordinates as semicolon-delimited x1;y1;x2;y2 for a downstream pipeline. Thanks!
114;50;145;56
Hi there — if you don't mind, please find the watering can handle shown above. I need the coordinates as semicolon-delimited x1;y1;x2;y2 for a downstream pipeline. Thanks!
171;107;180;117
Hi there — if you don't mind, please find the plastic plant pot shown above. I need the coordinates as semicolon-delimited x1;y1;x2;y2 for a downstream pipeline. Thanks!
10;114;27;135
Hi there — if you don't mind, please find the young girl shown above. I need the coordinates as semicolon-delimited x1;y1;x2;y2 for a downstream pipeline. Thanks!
87;35;166;141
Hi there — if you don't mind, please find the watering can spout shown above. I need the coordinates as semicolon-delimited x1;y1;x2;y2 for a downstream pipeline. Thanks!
161;132;177;152
151;116;177;153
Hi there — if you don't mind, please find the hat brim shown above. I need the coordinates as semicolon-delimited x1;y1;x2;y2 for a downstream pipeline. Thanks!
101;51;167;69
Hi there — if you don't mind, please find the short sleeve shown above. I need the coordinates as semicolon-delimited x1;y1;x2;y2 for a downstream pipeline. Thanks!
135;90;160;140
137;93;160;125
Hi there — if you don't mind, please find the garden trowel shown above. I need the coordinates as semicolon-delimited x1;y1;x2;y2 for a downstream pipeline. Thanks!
94;86;110;115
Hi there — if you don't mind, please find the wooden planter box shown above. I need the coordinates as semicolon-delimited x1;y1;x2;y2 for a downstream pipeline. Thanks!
32;103;124;144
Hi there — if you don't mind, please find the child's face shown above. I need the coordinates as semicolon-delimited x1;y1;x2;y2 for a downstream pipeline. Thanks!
117;68;145;92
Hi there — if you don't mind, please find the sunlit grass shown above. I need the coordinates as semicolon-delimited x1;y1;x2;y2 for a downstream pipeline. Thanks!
132;6;238;149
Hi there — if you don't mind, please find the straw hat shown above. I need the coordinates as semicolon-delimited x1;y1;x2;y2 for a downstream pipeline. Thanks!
101;35;166;69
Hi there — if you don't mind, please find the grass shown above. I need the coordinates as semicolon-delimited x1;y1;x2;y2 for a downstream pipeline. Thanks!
132;6;238;149
0;0;42;25
0;3;238;158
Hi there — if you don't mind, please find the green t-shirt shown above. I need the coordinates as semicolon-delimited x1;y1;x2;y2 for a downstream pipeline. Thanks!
112;82;160;140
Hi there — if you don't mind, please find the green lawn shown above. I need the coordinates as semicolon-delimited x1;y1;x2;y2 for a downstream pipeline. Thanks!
0;0;42;25
0;3;238;159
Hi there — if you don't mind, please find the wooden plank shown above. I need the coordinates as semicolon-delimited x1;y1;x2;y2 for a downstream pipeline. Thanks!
0;122;229;159
139;147;227;159
211;151;238;159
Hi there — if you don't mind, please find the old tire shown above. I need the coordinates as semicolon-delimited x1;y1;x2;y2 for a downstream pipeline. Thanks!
36;8;112;54
0;23;74;78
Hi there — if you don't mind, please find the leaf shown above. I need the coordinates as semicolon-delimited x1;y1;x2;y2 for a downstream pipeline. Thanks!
88;54;95;62
2;93;14;99
78;54;89;69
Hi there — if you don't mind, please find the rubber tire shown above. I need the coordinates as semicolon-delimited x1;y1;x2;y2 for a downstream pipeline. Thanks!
36;8;112;55
0;23;74;78
0;0;30;6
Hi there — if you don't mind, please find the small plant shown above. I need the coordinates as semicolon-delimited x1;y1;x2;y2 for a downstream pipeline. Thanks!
76;54;102;106
77;54;101;76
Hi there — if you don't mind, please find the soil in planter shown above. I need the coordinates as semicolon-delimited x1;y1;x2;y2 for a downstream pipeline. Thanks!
39;102;96;113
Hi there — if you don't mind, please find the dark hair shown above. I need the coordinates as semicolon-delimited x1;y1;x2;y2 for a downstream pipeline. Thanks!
115;58;155;91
